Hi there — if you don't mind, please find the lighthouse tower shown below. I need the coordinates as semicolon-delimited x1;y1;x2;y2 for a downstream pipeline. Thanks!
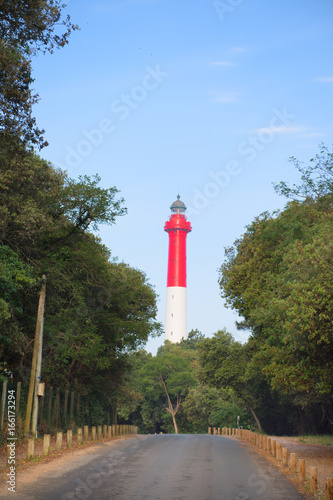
164;195;192;343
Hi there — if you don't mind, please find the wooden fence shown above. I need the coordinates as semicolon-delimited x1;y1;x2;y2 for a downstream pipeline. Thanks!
208;427;333;500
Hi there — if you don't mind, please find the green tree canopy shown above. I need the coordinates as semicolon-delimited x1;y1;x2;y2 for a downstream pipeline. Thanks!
0;1;78;147
218;146;333;434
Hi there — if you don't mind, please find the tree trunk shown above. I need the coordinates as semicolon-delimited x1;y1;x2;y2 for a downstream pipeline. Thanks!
248;405;262;432
160;376;180;434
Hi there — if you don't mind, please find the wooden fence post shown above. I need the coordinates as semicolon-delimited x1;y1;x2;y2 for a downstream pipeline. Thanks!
56;432;62;451
77;428;82;445
267;437;271;454
91;426;96;441
299;459;306;482
282;447;288;466
97;425;102;440
108;425;112;439
310;467;318;494
271;440;276;457
326;478;333;500
43;434;50;455
67;429;73;448
103;424;108;439
27;438;35;458
84;425;89;442
290;453;297;472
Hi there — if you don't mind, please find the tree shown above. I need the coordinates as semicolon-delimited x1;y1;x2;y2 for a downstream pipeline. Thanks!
139;342;197;433
0;1;78;147
0;152;162;415
198;330;263;431
218;146;333;434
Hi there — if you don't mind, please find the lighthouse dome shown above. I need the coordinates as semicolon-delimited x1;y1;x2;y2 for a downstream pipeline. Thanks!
170;195;186;213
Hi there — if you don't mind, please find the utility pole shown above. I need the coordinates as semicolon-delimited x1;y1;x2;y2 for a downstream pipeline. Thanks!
24;276;46;436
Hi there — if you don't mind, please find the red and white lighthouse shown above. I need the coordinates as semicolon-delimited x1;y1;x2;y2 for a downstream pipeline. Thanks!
164;195;192;343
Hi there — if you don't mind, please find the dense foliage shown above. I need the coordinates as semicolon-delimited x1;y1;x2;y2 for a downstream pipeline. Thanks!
0;0;78;148
0;148;162;408
117;331;252;434
218;145;333;434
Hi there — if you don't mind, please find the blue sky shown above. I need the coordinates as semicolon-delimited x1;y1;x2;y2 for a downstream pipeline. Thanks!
33;0;333;353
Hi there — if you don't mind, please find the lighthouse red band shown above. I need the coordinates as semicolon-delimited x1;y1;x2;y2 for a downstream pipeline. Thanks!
164;195;192;342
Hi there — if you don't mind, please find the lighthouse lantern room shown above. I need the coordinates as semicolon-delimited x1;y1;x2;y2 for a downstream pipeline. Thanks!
164;195;192;343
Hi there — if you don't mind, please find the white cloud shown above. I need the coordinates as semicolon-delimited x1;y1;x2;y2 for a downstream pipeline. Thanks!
314;76;333;82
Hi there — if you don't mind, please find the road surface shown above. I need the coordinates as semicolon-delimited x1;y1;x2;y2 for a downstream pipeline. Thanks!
0;434;304;499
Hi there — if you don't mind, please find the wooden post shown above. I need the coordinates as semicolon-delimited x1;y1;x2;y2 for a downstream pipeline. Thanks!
208;426;211;434
103;424;108;439
326;478;333;500
267;437;271;454
91;426;96;441
97;425;102;440
282;447;288;466
77;428;82;445
263;436;267;451
56;432;62;451
271;439;276;456
67;429;73;448
299;459;306;482
27;438;35;458
276;443;282;461
43;434;50;455
0;381;7;430
290;453;297;472
108;426;112;439
310;467;318;494
16;382;21;416
84;425;89;442
24;276;46;435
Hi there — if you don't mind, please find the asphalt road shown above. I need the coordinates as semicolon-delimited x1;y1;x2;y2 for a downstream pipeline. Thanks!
1;434;304;500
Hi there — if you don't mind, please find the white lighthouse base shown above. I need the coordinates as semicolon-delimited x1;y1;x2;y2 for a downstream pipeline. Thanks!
165;286;187;343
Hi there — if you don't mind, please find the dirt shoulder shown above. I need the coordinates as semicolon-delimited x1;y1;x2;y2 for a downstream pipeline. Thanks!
0;433;135;488
236;435;333;500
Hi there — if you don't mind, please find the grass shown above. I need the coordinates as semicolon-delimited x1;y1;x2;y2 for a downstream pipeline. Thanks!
297;435;333;446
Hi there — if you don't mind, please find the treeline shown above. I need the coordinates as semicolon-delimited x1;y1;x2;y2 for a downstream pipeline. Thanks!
0;2;161;425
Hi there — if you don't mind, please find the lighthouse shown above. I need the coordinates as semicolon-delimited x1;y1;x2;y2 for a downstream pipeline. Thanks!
164;195;192;343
